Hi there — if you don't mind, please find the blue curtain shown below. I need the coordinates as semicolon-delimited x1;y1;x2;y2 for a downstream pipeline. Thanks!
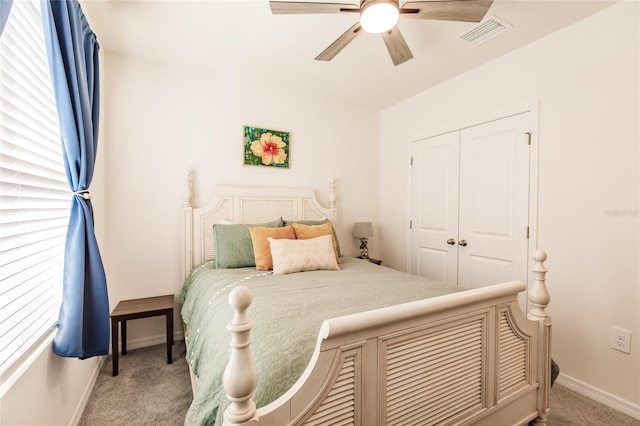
0;0;13;36
41;0;109;359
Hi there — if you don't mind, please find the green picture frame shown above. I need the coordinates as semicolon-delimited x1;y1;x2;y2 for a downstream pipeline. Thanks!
243;126;289;168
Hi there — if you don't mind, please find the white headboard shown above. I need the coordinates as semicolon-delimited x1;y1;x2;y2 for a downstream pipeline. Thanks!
182;170;338;279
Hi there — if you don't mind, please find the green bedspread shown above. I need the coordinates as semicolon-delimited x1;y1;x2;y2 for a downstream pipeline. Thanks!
179;256;462;425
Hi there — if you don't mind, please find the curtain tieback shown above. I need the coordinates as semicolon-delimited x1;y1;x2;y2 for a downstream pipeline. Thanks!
73;190;91;200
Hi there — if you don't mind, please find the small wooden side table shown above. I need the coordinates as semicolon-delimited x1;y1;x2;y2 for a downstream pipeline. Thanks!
110;294;174;376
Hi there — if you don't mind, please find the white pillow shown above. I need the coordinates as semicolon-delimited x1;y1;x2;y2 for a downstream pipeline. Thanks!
268;235;340;275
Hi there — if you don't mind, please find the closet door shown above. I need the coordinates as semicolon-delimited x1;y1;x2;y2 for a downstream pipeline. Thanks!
410;131;459;285
411;112;531;289
457;113;531;289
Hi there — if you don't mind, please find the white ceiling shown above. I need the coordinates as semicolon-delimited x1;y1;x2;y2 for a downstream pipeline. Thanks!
81;0;617;110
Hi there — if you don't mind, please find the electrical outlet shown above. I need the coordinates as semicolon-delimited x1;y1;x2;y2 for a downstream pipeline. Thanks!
610;327;632;354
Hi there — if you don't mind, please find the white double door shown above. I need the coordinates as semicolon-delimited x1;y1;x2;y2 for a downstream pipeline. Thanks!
411;113;531;290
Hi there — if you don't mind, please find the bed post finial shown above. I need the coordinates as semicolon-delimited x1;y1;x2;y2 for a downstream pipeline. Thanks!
329;179;337;224
183;170;193;207
329;179;336;209
223;286;258;426
182;170;194;281
528;250;550;321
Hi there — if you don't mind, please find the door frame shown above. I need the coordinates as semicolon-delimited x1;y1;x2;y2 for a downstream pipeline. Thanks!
407;100;540;307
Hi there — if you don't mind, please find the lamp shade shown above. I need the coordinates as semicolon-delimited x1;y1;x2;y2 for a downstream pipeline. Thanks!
353;222;374;239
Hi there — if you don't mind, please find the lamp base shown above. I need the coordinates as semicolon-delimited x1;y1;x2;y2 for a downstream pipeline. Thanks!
359;238;369;259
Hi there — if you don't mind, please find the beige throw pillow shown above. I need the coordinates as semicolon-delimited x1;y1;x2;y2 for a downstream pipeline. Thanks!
269;235;340;275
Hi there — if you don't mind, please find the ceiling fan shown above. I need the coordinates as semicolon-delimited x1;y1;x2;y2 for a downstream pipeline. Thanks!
269;0;494;66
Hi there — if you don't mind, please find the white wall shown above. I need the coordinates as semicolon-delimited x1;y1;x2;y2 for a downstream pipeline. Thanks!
0;347;102;425
101;53;381;344
380;0;639;411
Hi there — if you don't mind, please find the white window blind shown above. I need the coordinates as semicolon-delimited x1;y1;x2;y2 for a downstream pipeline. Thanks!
0;0;69;378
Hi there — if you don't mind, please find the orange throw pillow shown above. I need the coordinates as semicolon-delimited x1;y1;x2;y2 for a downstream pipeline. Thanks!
248;226;296;270
292;222;341;264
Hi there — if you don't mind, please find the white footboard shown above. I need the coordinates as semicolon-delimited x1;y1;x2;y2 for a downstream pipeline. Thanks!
223;251;551;426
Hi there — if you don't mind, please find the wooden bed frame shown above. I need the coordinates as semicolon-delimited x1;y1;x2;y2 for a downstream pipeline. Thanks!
181;171;552;426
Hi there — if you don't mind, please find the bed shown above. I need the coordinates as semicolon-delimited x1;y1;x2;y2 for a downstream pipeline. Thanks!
180;171;552;426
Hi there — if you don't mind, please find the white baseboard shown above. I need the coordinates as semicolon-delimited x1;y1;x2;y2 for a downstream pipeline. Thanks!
111;331;185;353
556;373;640;420
70;355;105;426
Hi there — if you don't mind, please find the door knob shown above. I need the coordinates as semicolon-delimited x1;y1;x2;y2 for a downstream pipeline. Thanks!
458;239;468;247
446;238;456;246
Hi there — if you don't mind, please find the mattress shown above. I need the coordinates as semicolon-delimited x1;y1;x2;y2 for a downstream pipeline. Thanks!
179;256;462;425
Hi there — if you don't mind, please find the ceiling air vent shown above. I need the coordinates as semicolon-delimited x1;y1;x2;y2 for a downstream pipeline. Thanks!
456;15;513;45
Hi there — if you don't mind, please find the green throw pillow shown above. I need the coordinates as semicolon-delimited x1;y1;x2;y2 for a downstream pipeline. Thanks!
214;218;283;268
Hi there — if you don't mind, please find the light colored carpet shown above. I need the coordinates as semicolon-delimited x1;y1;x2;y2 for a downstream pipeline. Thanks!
78;342;192;426
79;342;640;425
546;383;639;426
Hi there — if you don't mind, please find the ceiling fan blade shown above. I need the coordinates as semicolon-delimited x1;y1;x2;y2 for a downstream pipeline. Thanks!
381;26;413;66
315;22;363;62
400;0;493;23
270;1;360;14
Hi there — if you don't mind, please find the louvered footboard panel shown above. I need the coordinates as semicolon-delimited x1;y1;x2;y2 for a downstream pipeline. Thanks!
382;316;486;426
303;353;359;426
498;308;531;399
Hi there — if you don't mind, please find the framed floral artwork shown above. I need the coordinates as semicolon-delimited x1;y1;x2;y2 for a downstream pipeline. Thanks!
243;126;289;168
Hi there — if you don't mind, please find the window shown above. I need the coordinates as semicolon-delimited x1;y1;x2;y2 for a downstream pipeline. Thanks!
0;0;69;380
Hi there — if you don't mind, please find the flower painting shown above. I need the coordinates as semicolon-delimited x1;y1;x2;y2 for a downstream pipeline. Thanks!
243;126;289;168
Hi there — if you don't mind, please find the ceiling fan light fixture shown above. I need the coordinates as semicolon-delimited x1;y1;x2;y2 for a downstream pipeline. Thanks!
360;0;399;34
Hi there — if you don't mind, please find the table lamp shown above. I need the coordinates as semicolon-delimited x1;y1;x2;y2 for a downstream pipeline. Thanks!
353;222;374;259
